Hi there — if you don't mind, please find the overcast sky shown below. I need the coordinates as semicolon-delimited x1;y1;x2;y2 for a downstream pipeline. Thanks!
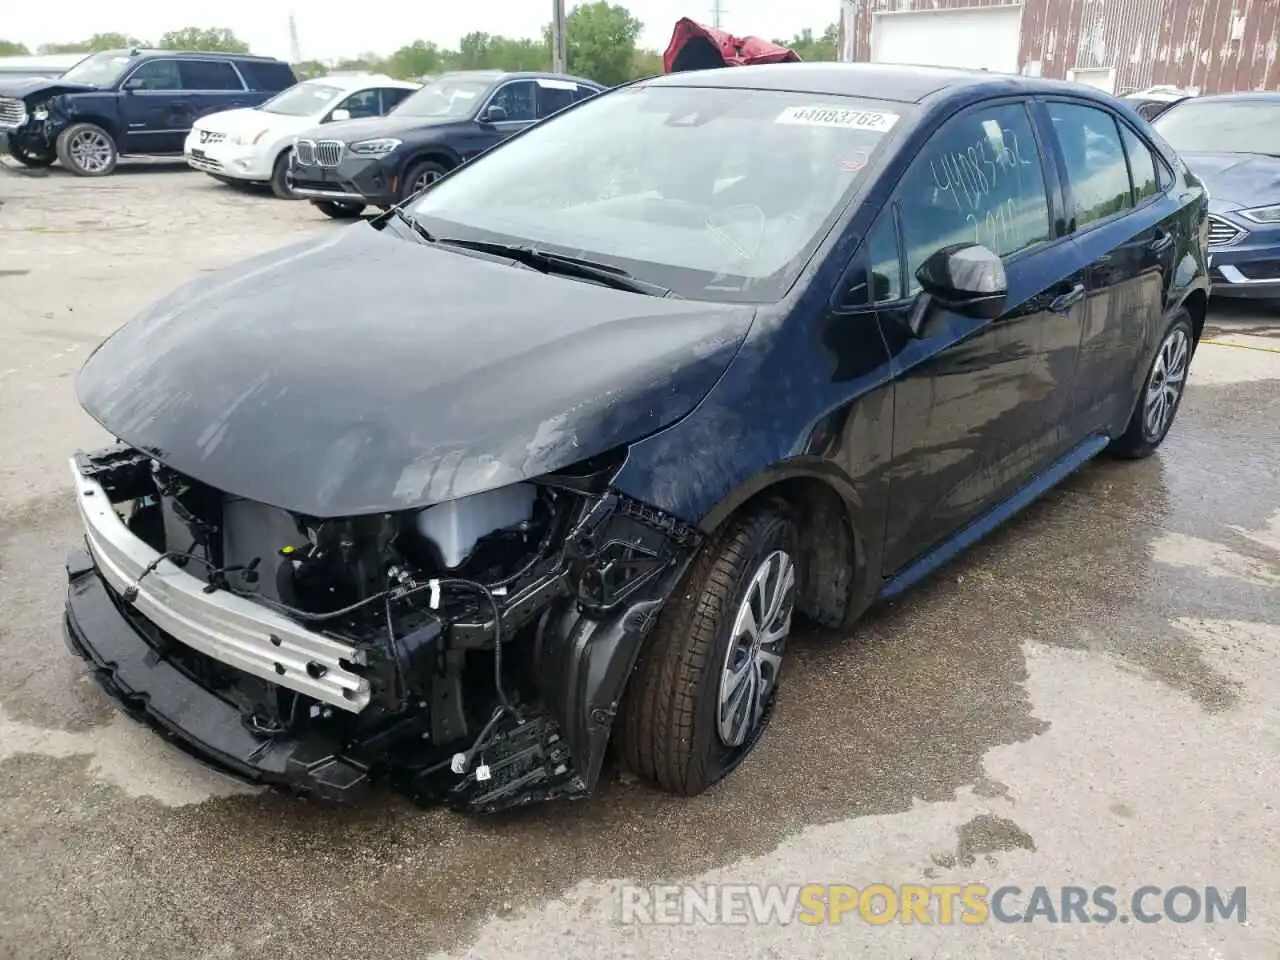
6;1;841;62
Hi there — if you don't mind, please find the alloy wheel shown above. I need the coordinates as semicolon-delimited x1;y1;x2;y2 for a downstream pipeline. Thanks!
717;549;796;748
413;168;441;192
1143;325;1190;442
69;129;114;174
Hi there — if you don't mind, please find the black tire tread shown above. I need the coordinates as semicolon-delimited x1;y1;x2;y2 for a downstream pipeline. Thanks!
618;503;785;796
54;122;117;177
1109;308;1193;460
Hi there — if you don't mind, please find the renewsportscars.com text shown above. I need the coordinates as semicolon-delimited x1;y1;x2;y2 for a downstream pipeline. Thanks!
619;884;1247;926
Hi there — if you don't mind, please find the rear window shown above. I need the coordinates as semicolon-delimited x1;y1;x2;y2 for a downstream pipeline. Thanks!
236;60;296;91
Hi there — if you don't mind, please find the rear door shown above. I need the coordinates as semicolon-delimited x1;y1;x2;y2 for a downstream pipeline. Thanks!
1041;99;1179;437
874;98;1089;574
178;59;251;135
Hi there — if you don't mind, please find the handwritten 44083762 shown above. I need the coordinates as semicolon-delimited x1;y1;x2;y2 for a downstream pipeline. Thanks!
928;123;1045;255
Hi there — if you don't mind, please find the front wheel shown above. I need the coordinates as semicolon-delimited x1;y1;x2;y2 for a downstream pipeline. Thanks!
616;500;799;796
312;199;365;220
1109;309;1194;459
269;151;297;199
55;122;118;177
9;143;55;168
400;159;449;202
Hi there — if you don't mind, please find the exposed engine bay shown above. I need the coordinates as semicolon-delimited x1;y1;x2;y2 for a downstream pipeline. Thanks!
65;443;701;812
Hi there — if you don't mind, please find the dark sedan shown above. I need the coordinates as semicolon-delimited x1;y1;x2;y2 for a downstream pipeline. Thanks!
287;69;604;218
1153;91;1280;299
64;64;1208;811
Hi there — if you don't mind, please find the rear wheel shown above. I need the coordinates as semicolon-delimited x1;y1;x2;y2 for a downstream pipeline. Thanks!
400;159;449;202
269;151;297;199
55;122;118;177
617;500;798;796
9;143;55;168
312;199;365;220
1109;309;1194;459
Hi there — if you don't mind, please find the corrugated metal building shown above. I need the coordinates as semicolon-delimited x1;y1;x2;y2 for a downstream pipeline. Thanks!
837;0;1280;95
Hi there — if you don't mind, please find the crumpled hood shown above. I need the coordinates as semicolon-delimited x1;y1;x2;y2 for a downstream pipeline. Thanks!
1181;151;1280;208
76;224;754;517
192;107;263;135
0;78;97;101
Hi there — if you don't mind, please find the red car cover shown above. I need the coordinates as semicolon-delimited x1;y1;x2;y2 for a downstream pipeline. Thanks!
663;17;802;73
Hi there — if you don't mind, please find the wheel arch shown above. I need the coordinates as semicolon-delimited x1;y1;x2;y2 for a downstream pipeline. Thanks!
1180;286;1208;345
696;460;869;631
60;114;121;144
401;147;460;177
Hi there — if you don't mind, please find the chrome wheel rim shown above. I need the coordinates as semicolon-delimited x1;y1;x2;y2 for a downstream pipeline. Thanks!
69;129;113;173
717;550;796;748
1143;326;1190;441
413;168;440;192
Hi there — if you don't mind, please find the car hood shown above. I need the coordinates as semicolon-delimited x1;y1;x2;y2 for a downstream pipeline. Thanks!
1180;151;1280;208
193;107;267;134
301;114;459;143
76;223;754;518
0;77;98;100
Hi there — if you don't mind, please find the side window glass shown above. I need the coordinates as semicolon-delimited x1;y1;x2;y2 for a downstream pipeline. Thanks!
1047;102;1132;228
337;89;380;119
868;214;903;303
490;81;536;122
381;87;412;113
897;102;1051;294
1119;122;1160;203
128;60;182;91
535;78;579;119
178;60;243;91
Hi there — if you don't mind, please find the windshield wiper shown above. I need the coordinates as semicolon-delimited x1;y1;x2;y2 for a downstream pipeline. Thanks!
435;238;674;297
371;205;435;244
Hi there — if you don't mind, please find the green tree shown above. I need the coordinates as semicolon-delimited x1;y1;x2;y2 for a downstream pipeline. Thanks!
0;40;31;56
38;33;148;54
333;52;389;73
385;40;446;79
774;24;838;62
553;2;643;86
158;27;249;53
630;48;662;80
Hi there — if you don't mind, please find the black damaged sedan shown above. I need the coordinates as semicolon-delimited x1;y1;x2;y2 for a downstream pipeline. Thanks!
66;64;1209;811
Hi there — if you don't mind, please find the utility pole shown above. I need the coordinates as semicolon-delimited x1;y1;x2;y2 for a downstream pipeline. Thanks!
712;0;725;29
551;0;568;73
288;12;301;63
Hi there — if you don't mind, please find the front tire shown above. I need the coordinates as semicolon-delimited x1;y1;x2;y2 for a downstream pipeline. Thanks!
269;151;297;199
400;159;449;202
1109;309;1194;459
55;122;118;177
617;500;799;796
312;199;365;219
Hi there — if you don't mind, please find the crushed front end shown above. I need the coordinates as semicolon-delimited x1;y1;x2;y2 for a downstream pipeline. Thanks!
0;91;70;165
63;443;701;812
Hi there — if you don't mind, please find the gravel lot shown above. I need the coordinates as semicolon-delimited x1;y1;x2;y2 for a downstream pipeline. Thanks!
1;158;1277;960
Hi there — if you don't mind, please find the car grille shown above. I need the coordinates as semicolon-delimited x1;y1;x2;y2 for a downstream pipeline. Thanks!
196;129;226;145
294;138;343;167
1207;214;1245;247
0;97;27;128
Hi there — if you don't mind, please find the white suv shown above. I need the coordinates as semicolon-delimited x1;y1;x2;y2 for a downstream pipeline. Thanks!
184;74;420;197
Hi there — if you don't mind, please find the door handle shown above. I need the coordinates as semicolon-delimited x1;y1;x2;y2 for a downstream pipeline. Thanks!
1047;283;1086;314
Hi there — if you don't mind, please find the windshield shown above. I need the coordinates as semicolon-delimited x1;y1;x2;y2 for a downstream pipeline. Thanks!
407;85;906;302
391;77;494;118
61;52;134;86
259;81;345;116
1153;99;1280;155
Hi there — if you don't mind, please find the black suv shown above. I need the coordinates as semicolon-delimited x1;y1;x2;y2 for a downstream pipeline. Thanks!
288;69;603;218
0;49;296;176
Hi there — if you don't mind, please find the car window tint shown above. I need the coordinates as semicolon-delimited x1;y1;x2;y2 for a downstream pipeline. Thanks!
897;102;1051;294
338;89;381;119
868;214;903;303
1119;123;1160;202
381;87;413;113
536;84;577;119
490;81;536;122
1047;102;1132;228
128;60;182;91
179;60;243;91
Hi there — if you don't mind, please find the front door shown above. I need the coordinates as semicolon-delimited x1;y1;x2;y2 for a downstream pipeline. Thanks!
118;59;189;154
1042;99;1180;436
876;98;1087;575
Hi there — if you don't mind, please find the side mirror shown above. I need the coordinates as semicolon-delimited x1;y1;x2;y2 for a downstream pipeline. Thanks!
122;78;144;92
328;108;350;122
482;105;508;123
907;243;1008;337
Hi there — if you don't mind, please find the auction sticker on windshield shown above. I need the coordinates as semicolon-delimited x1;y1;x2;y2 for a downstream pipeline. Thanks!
776;105;899;132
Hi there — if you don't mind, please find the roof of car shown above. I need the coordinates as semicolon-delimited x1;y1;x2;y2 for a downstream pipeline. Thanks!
1178;90;1280;104
645;62;1102;104
99;48;286;62
433;68;602;87
303;73;419;90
